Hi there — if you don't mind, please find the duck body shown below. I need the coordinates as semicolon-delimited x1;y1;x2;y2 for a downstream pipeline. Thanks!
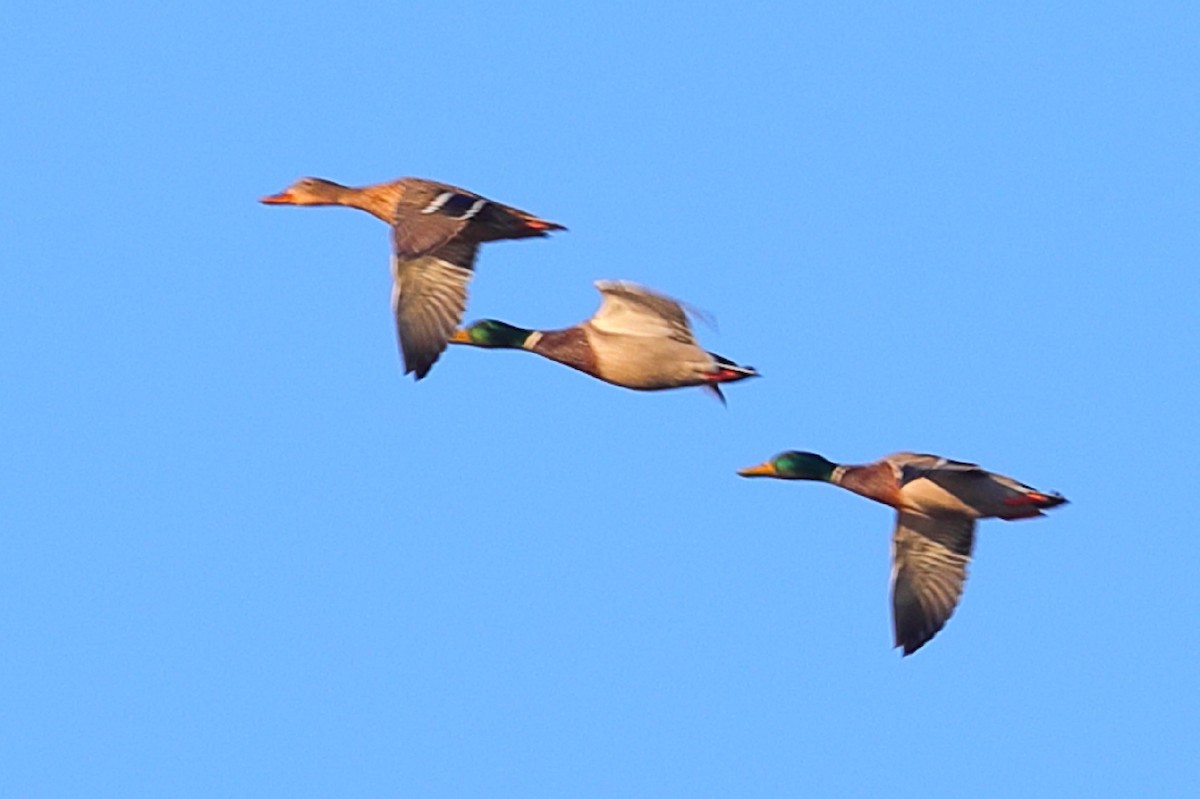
739;451;1067;656
585;330;730;391
532;324;740;392
261;176;564;380
261;177;561;244
836;453;1064;521
450;281;759;400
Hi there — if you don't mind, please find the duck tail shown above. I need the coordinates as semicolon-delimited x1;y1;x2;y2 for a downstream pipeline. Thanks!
1003;491;1069;513
490;207;567;240
708;355;760;384
520;215;567;233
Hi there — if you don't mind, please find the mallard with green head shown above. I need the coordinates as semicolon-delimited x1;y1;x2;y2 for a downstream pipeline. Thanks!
738;451;1068;655
450;281;759;402
261;176;564;380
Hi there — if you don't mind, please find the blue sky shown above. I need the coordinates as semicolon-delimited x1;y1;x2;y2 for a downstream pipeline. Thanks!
2;2;1197;796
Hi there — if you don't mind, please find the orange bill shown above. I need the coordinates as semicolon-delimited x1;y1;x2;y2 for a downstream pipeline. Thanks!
737;462;778;477
259;191;295;204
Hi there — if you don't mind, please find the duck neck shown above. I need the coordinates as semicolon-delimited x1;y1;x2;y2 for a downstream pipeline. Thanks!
340;182;404;222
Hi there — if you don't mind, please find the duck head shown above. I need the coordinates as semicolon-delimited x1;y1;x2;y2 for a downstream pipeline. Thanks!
449;320;535;350
738;451;836;481
260;177;347;206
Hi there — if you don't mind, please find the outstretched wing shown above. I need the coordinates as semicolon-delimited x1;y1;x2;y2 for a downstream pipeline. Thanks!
390;239;479;379
890;511;976;656
587;280;698;344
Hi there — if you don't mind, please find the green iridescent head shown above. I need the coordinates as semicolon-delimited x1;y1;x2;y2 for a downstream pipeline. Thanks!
737;451;836;481
450;320;534;349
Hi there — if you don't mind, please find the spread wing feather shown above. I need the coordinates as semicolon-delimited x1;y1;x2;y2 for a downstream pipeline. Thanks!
390;240;478;379
890;511;975;656
588;281;698;344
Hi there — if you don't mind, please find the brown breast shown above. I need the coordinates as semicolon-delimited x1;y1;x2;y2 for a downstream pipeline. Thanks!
839;461;905;508
532;328;599;377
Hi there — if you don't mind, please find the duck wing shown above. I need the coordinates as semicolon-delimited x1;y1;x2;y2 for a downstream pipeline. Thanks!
890;511;976;656
390;239;479;379
587;281;698;345
888;452;985;485
392;181;488;258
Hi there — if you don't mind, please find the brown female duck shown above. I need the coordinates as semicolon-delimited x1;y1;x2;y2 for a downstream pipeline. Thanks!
261;176;564;379
738;451;1068;655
